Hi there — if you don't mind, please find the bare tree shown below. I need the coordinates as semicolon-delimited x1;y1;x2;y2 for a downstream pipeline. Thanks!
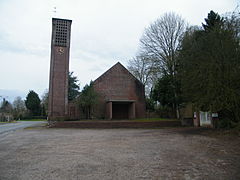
12;96;26;119
128;54;159;95
140;12;186;75
140;12;186;118
41;90;49;115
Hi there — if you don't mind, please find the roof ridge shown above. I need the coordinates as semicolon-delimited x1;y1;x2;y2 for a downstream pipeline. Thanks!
93;62;143;86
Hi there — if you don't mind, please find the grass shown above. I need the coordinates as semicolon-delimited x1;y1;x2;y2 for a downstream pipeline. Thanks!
0;121;17;124
132;118;178;122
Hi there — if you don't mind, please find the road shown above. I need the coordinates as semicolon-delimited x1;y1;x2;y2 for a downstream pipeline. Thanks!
0;121;46;135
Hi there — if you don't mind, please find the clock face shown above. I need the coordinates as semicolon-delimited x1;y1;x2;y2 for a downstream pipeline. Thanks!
57;47;65;55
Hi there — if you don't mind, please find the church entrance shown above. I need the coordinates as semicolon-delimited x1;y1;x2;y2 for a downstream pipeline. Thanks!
106;100;136;120
112;102;129;119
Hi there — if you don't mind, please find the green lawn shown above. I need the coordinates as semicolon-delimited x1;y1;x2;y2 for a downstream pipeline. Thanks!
0;121;17;124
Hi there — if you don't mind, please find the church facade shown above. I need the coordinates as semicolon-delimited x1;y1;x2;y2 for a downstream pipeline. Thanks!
93;62;146;119
68;62;146;120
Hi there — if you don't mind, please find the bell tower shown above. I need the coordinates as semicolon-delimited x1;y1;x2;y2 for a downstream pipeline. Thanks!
48;18;72;120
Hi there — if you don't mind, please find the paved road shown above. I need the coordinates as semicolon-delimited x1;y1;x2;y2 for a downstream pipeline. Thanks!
0;121;46;135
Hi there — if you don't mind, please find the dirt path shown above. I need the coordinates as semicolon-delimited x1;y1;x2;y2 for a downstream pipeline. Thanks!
0;128;239;180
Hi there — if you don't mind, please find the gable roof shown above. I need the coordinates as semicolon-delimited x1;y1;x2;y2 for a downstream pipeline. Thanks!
93;62;143;86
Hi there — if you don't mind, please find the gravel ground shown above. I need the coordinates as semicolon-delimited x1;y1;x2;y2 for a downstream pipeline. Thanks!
0;127;239;180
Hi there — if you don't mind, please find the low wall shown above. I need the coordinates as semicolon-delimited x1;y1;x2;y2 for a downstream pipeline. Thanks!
50;120;181;128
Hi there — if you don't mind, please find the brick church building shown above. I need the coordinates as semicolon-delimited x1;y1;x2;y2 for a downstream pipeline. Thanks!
92;62;146;119
48;18;145;120
68;62;146;120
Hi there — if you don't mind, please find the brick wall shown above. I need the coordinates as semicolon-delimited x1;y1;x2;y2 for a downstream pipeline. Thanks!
93;62;146;119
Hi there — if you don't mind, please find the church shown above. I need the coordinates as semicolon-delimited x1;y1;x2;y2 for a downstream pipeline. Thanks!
68;62;146;120
48;18;146;120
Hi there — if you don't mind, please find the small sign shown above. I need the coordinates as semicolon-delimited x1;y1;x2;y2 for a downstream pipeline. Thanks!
212;113;218;118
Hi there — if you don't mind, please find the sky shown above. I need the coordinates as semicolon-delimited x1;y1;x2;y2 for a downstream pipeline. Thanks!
0;0;238;101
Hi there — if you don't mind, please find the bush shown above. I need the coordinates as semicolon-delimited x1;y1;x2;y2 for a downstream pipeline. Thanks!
217;118;234;129
22;116;47;120
217;109;237;129
156;106;176;119
0;114;14;122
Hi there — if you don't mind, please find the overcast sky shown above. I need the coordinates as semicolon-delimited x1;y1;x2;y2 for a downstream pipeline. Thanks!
0;0;238;100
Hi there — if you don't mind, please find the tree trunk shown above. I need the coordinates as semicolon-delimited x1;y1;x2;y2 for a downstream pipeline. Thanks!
176;104;180;119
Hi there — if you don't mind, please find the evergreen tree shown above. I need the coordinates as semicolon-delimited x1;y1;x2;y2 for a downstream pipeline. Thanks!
0;98;13;113
77;82;98;119
202;10;224;31
68;71;80;101
25;90;41;116
179;10;240;127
